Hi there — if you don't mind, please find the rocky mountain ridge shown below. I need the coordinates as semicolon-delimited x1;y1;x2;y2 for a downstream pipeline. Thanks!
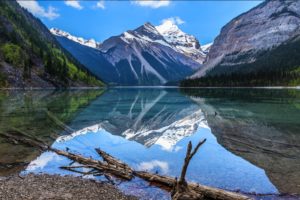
192;0;300;80
156;20;206;64
50;28;101;49
53;22;208;85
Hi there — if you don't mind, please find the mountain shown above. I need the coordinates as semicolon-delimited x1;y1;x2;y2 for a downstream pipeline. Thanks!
51;28;101;49
183;0;300;87
156;20;206;64
52;22;206;86
0;0;103;88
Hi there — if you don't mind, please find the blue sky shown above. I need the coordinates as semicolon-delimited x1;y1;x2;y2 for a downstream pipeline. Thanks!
17;0;262;45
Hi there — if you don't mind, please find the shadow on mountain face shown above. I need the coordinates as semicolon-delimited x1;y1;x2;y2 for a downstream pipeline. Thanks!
181;88;300;194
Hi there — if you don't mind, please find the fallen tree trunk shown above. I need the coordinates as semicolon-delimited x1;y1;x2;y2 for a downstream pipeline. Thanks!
0;161;28;170
0;130;252;200
94;147;247;200
0;131;132;180
50;148;133;180
95;148;133;174
0;131;48;150
133;172;251;200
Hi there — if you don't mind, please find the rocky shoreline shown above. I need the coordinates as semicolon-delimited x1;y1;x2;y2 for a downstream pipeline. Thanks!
0;174;137;200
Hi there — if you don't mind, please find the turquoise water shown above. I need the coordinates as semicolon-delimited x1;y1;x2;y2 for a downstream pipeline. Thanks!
1;88;300;199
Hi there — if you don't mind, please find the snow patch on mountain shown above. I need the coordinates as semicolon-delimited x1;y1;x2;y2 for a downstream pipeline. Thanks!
50;28;101;49
119;23;173;49
201;43;213;54
156;20;206;64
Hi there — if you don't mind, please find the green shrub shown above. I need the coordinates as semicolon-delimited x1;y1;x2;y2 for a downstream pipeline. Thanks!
0;43;26;67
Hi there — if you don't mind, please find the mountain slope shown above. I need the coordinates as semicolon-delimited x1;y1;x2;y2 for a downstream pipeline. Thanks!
0;0;103;88
52;22;205;86
184;0;300;87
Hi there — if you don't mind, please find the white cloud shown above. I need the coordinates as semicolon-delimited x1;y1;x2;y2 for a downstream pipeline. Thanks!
137;160;169;174
17;0;59;20
162;16;185;26
132;0;170;9
96;0;105;9
65;0;83;10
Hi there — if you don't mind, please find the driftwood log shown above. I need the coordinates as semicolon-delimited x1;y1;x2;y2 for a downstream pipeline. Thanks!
0;130;252;200
171;139;207;200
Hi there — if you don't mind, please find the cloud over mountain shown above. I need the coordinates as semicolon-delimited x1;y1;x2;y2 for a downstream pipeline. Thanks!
17;0;59;20
161;17;185;26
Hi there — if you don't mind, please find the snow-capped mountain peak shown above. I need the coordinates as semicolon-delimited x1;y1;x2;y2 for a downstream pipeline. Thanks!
50;28;101;49
130;23;168;44
156;20;206;64
51;22;207;85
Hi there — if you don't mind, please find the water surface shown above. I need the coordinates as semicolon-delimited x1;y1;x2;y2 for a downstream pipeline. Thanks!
0;88;300;199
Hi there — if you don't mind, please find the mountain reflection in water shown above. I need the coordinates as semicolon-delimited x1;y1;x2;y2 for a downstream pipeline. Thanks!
182;88;300;195
21;88;300;199
59;89;207;150
0;89;104;175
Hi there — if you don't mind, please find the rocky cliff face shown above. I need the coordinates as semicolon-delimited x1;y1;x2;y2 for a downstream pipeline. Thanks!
193;0;300;77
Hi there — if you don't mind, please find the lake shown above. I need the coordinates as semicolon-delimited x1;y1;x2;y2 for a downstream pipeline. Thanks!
0;88;299;199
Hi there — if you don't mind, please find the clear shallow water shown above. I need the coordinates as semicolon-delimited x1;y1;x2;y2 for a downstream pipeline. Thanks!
1;88;300;199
